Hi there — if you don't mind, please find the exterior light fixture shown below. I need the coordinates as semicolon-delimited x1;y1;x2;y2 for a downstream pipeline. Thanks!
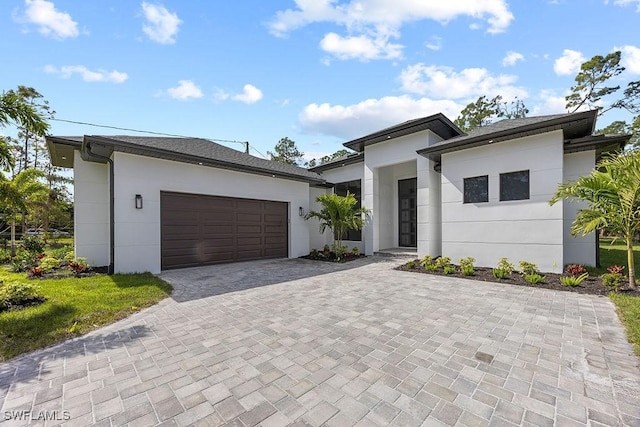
299;207;305;216
135;194;143;209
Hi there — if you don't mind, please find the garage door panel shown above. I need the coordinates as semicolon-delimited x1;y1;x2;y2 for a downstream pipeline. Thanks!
161;192;288;269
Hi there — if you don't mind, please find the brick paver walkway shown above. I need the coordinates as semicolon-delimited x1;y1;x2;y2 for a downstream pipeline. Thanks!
1;257;639;426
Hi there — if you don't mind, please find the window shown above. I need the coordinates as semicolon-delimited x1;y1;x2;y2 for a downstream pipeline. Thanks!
463;175;489;203
500;170;530;201
334;179;362;241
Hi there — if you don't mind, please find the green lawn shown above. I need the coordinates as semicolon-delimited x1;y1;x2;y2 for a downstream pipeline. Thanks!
597;237;640;356
0;269;172;361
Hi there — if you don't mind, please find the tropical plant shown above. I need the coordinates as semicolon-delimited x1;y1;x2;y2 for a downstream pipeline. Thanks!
305;192;371;251
524;273;545;284
492;268;509;279
0;168;47;256
496;258;515;275
518;261;539;276
459;257;476;276
550;151;640;289
435;256;451;269
560;272;589;287
565;264;587;277
420;255;434;269
405;261;416;269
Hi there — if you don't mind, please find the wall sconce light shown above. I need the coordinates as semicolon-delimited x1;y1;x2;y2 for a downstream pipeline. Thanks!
299;206;305;217
135;194;143;209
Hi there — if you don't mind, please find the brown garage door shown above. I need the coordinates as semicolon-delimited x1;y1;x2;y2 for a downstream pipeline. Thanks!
161;192;288;269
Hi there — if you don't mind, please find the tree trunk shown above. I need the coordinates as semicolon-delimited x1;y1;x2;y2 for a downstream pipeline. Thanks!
10;216;16;257
627;238;636;288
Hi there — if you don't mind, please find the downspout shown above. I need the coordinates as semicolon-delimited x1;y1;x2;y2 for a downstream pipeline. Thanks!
85;143;115;274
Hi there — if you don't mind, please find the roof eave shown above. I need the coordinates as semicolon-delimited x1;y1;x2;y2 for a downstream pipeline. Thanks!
308;153;364;173
86;135;326;184
45;136;82;168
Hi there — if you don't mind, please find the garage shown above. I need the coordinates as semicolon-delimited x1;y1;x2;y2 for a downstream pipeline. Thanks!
161;192;288;269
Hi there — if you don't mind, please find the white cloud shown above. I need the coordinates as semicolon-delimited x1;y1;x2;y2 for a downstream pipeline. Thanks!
319;32;403;61
530;90;569;115
232;84;263;104
606;0;640;12
269;1;513;60
44;65;128;83
398;63;527;100
553;49;585;75
502;51;524;66
19;0;79;39
425;36;442;51
617;45;640;74
166;80;203;100
141;2;181;44
299;95;463;139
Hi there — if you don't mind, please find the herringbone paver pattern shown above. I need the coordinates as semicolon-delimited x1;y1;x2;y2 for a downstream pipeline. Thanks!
1;257;639;426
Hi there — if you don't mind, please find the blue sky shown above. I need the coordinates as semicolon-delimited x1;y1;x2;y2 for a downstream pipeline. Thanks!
2;0;639;163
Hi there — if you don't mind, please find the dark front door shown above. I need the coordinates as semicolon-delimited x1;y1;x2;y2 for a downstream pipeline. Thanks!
398;178;417;247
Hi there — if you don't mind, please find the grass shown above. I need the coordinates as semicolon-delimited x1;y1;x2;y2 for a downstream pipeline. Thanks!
0;268;172;361
596;237;640;356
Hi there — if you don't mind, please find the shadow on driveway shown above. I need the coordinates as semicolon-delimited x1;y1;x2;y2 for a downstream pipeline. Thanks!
159;256;389;303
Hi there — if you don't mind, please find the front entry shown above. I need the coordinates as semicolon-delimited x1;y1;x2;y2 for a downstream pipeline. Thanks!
398;178;417;247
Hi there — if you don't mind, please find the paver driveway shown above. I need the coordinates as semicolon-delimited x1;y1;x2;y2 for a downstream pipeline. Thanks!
1;257;639;426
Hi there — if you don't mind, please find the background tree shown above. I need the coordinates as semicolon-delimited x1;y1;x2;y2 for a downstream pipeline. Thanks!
550;151;640;289
305;192;370;253
305;149;351;168
268;137;304;165
454;95;528;132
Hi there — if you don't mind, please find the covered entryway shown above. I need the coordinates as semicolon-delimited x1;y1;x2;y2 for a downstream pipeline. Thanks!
161;192;288;269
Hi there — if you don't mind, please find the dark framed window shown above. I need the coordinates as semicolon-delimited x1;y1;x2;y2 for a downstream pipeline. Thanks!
500;170;530;201
463;175;489;204
334;179;362;241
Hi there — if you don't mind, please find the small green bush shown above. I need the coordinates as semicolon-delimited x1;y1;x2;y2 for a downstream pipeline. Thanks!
524;273;545;284
459;257;475;276
310;248;319;257
352;247;359;256
405;261;416;269
63;251;75;263
443;265;456;274
51;245;73;260
420;255;434;269
323;244;330;253
435;256;451;269
0;282;45;311
493;268;509;279
601;272;623;292
67;258;90;277
425;264;438;272
39;256;61;273
560;272;589;287
496;258;515;275
10;250;38;273
518;261;539;276
21;236;45;254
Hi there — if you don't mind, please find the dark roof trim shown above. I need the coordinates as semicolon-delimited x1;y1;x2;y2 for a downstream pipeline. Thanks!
308;152;364;173
46;136;83;168
417;110;598;161
564;134;630;155
343;113;464;152
85;136;326;184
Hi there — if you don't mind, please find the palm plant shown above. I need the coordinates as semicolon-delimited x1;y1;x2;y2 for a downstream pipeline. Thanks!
305;192;371;253
550;151;640;288
0;168;47;255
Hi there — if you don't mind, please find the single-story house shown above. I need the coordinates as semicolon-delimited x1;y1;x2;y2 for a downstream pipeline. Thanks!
46;109;627;274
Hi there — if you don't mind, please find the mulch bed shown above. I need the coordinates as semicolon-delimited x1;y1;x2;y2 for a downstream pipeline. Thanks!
395;261;640;297
300;253;366;263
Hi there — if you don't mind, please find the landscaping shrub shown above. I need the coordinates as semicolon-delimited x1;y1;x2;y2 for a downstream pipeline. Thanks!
602;265;625;292
352;247;359;256
560;272;589;287
405;261;416;269
67;258;90;277
310;248;319;258
21;236;45;254
518;261;539;276
0;282;45;311
10;250;38;273
492;268;509;279
459;257;475;276
435;256;451;269
496;258;515;275
443;265;456;275
51;245;73;260
565;264;587;277
525;273;545;284
420;255;434;269
39;256;61;273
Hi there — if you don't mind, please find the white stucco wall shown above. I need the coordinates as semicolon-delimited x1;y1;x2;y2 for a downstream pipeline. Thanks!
76;151;312;274
363;131;442;254
74;151;110;267
308;186;331;251
563;150;596;266
311;162;365;253
441;130;565;272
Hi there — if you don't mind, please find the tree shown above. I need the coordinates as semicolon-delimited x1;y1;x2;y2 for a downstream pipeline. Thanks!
268;137;304;165
597;119;640;148
454;95;528;132
305;192;370;253
549;151;640;289
305;149;351;168
0;168;47;255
